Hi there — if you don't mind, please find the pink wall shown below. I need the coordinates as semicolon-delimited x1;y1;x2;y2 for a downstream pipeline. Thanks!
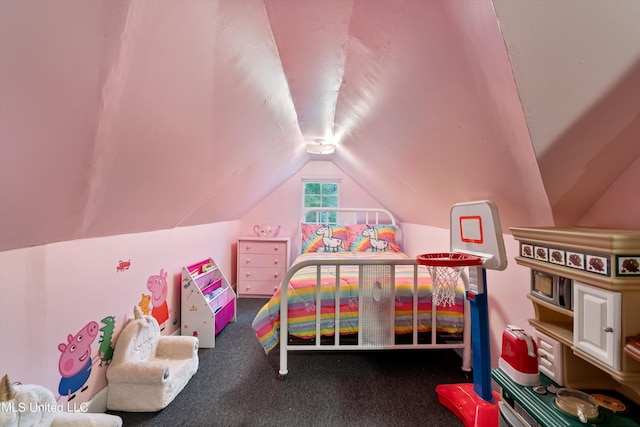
240;160;384;258
1;155;636;404
0;221;238;406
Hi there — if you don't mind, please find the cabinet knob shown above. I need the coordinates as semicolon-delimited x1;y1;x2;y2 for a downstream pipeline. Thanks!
273;246;279;251
246;272;251;277
603;327;614;333
273;272;279;278
274;259;279;265
246;258;251;264
245;245;251;250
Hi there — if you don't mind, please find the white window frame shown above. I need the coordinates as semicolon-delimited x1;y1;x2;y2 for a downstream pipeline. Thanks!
302;178;341;224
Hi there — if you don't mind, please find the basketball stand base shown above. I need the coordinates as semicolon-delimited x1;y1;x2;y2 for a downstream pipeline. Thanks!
435;383;500;427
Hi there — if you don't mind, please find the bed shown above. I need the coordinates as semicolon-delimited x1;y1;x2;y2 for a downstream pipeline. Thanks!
251;208;472;379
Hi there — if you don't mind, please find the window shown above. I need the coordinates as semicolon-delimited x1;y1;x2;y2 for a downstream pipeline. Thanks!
303;180;340;224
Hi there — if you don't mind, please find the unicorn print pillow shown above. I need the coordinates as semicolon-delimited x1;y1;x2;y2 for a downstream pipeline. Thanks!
347;224;401;252
300;224;348;253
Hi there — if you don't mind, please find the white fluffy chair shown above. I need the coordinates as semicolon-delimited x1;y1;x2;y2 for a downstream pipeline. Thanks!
106;306;198;412
0;374;122;427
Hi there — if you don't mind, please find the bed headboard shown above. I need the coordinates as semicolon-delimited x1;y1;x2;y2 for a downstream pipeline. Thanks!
301;207;396;226
296;207;400;254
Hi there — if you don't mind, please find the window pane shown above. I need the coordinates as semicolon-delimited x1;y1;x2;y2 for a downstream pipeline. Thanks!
322;195;338;207
305;183;320;195
305;195;320;207
321;183;337;195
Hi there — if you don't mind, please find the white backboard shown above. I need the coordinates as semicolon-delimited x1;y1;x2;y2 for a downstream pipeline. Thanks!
450;200;507;271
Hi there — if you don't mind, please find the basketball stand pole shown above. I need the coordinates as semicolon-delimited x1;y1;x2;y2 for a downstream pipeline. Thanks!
435;266;500;427
419;200;508;427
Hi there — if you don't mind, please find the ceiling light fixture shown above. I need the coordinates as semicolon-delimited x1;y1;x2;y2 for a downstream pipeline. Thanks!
306;139;336;155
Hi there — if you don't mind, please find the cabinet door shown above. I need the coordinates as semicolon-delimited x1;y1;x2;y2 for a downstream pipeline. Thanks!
573;282;621;370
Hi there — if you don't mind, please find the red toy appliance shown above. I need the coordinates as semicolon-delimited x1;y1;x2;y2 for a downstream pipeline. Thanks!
498;325;540;386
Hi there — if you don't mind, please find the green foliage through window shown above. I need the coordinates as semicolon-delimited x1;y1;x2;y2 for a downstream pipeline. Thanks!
303;181;339;224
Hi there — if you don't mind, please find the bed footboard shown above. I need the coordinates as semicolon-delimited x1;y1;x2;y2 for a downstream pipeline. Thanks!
277;258;471;380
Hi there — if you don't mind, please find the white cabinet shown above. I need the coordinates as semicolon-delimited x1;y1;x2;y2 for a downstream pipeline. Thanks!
181;258;236;348
237;237;290;297
573;281;621;370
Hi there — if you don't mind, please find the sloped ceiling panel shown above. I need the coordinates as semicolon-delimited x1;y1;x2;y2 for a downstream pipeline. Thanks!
0;0;552;251
0;0;308;250
5;0;637;251
327;0;552;229
0;1;123;250
493;0;640;227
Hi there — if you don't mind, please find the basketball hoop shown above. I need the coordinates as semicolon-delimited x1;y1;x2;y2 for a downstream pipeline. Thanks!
417;253;483;306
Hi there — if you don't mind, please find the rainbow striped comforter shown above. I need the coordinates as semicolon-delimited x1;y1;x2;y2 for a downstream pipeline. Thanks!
251;252;465;353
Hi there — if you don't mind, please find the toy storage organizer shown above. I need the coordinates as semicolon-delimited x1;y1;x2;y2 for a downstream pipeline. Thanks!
181;258;236;348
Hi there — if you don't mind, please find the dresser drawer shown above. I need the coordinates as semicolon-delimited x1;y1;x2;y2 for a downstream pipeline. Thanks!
238;280;280;296
239;240;287;255
238;253;286;268
238;267;286;282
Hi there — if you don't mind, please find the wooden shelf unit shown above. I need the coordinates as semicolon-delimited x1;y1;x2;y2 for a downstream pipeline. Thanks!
181;258;236;348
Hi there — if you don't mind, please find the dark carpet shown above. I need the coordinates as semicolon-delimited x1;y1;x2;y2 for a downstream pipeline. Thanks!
108;298;469;426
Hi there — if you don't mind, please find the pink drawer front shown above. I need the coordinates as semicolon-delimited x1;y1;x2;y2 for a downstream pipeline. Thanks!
239;240;287;255
238;253;285;268
238;267;285;282
239;280;280;296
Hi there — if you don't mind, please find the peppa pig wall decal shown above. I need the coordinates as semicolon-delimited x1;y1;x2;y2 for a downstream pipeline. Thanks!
147;269;169;330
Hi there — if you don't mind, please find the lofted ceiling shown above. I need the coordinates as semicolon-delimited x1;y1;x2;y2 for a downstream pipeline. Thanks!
1;0;639;252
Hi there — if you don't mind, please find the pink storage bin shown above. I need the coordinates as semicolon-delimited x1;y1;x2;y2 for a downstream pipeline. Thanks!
214;299;235;335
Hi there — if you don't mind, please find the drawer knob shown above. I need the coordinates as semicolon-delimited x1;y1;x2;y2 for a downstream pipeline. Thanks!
246;245;251;250
246;258;251;264
603;326;614;333
273;272;279;278
273;246;279;251
274;259;279;265
246;272;251;277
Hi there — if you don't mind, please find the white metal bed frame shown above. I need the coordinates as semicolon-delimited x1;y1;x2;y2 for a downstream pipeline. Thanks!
277;207;471;379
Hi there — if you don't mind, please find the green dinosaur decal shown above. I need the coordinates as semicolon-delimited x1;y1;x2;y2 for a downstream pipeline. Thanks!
98;315;116;366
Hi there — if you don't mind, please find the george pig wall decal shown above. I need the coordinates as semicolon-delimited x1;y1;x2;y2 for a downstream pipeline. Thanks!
147;269;169;330
56;321;99;401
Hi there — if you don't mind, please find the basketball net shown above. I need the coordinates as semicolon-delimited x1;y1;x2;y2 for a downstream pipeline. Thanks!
416;252;482;307
426;265;464;307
